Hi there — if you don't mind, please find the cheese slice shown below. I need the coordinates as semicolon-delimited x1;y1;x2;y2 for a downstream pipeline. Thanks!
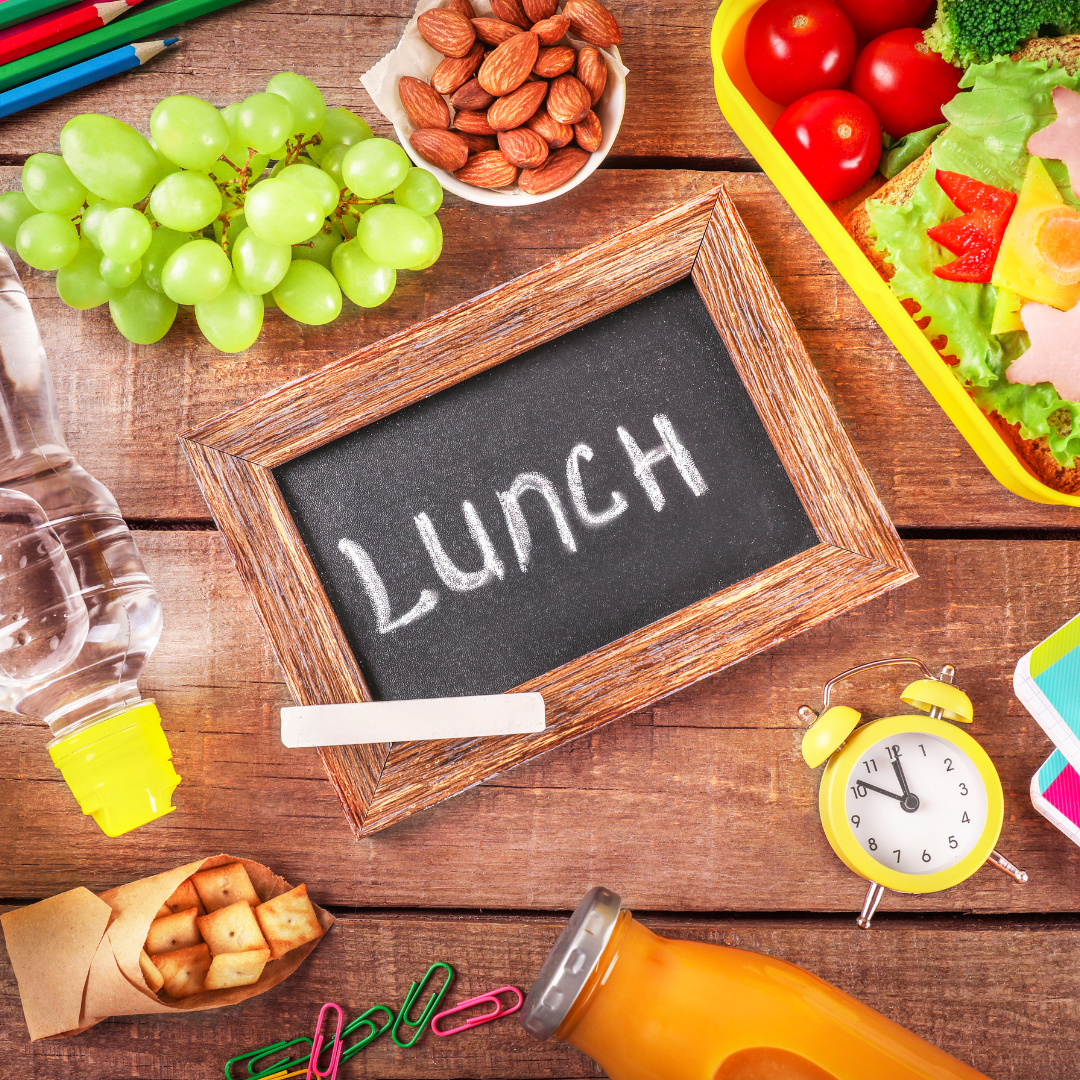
991;156;1080;310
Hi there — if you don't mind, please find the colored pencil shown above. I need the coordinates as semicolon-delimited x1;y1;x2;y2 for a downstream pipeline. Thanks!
0;36;175;117
0;0;243;92
0;0;147;68
0;0;79;33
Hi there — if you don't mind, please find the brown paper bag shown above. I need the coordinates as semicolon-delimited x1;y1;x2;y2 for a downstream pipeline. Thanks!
1;855;334;1040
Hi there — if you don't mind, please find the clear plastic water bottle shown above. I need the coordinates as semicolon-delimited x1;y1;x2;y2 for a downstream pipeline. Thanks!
0;244;179;836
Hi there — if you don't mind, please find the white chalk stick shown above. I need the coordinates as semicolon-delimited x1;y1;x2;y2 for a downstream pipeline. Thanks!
280;692;546;747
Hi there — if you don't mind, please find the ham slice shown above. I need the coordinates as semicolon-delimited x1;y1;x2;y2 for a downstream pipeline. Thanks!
1008;300;1080;401
1027;85;1080;199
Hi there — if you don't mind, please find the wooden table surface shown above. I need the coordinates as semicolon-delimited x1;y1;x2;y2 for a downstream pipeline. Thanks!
2;2;1079;1077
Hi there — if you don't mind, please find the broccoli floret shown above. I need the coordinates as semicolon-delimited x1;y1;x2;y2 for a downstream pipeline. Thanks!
925;0;1080;67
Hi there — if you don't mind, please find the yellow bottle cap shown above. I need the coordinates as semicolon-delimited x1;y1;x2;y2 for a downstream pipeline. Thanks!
47;700;181;837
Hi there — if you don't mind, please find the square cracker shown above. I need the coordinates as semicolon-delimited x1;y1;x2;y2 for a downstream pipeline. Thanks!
139;948;164;993
203;948;271;990
255;884;324;960
145;907;202;955
191;863;260;912
152;943;212;999
156;877;204;919
197;900;268;955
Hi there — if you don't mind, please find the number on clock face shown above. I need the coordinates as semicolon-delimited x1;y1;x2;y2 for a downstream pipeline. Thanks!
844;731;988;874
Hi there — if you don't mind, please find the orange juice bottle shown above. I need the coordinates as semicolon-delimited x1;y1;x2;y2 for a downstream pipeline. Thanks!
520;888;988;1080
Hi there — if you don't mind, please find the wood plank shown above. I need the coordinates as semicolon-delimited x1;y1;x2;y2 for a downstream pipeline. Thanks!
0;0;748;164
1;533;1076;913
2;167;1076;529
1;908;1077;1078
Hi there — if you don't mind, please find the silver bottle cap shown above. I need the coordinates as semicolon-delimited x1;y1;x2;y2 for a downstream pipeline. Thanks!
520;886;622;1041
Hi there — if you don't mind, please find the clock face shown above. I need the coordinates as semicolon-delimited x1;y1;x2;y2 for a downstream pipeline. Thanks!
842;730;989;876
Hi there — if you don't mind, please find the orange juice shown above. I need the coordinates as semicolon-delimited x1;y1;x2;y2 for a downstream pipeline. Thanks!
521;889;988;1080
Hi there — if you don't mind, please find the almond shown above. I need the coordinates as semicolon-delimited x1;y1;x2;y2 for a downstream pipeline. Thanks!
398;76;451;130
410;128;470;172
457;131;498;154
546;73;591;125
575;45;607;104
455;150;519;188
417;8;477;57
477;31;539;96
450;77;496;111
431;40;484;95
490;0;532;29
454;108;497;136
518;145;589;194
470;16;523;45
530;13;570;44
487;80;548;131
447;0;476;17
534;44;576;78
522;0;556;21
526;108;574;147
564;0;621;46
573;109;602;152
498;127;549;169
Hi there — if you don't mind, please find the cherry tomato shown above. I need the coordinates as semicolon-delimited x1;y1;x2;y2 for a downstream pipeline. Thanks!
772;90;882;202
851;28;962;139
833;0;933;41
744;0;857;106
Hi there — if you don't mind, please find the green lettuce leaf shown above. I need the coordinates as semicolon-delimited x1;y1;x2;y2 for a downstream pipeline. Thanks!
867;58;1080;465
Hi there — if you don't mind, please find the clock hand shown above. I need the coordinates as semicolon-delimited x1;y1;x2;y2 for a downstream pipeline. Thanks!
890;757;920;814
855;780;903;801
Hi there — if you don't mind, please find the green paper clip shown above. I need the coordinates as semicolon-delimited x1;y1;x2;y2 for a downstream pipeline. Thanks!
392;962;455;1048
225;1036;314;1080
340;1004;395;1061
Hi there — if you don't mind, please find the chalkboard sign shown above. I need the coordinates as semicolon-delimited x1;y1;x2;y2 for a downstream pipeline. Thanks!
182;187;914;837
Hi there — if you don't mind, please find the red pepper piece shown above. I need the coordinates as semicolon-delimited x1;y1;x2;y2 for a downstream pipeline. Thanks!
927;169;1017;283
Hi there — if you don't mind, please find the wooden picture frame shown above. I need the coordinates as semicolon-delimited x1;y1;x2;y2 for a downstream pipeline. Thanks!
180;186;916;838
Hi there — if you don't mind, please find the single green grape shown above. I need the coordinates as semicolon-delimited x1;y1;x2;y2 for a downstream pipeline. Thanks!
109;276;177;344
99;255;141;288
291;223;343;270
161;238;232;304
55;245;114;309
231;226;291;293
98;207;153;262
21;153;87;215
150;138;182;183
235;92;295;155
150;94;232;171
272;259;342;324
411;213;443;270
278;162;340;217
80;199;121;249
0;191;39;248
393;167;443;217
342;138;411;200
195;275;264;352
149;170;223;232
59;113;159;205
331;239;396;307
266;72;327;139
142;225;191;292
244;177;323;245
319;143;349;189
310;107;372;163
357;203;435;269
15;212;80;270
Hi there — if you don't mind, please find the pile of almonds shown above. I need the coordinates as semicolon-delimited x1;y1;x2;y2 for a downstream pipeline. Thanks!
400;0;621;195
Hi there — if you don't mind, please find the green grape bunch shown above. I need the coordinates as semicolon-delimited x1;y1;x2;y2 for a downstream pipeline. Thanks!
0;72;445;353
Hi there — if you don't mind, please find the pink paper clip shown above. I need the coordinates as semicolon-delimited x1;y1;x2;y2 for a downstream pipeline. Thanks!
430;986;524;1036
306;1002;344;1080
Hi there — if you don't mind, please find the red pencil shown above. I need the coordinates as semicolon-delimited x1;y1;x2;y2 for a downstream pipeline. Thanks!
0;0;145;67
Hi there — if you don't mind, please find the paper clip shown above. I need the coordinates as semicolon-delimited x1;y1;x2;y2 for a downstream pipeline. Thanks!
391;962;455;1048
431;986;524;1036
225;1037;314;1080
339;1004;395;1061
306;1003;344;1080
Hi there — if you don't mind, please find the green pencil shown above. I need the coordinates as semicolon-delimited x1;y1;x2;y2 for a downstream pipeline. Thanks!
0;0;245;92
0;0;79;33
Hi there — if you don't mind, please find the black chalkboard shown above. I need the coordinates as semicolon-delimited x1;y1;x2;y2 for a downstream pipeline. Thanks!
274;277;817;701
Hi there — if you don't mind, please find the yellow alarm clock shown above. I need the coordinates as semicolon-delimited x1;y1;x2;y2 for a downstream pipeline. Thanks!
799;657;1027;929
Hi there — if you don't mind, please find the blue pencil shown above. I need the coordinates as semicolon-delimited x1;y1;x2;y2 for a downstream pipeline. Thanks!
0;35;175;118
